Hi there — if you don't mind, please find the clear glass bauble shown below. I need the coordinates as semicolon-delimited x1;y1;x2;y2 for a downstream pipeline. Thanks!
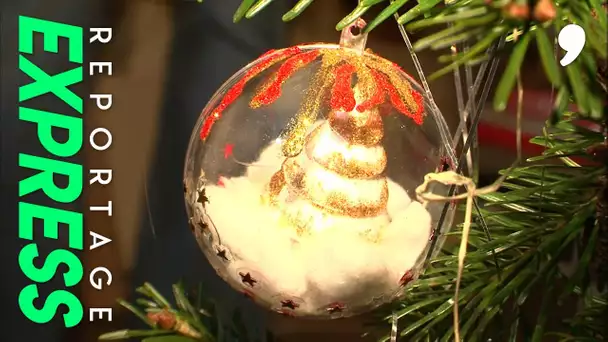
183;27;455;319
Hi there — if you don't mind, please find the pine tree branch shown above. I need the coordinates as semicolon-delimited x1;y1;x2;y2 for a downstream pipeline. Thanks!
100;282;278;342
380;115;607;341
100;283;222;342
228;0;606;121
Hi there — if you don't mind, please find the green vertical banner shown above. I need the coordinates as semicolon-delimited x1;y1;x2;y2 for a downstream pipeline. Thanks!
16;15;85;329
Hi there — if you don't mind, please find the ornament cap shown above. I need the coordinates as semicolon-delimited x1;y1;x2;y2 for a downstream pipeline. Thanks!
339;18;368;53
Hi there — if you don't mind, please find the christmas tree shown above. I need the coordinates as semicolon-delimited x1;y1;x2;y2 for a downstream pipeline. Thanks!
101;0;607;341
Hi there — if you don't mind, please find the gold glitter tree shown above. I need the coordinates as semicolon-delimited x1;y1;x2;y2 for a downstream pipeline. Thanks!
264;85;391;238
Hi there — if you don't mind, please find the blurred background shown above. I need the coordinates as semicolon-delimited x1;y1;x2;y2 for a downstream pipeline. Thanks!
1;0;553;341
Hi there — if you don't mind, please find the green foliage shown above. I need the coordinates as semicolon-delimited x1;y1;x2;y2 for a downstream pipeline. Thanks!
383;115;607;341
233;0;607;121
100;282;271;342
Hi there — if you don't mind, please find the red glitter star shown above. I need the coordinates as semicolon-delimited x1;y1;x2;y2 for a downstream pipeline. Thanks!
399;270;415;287
197;188;209;206
216;248;229;261
224;143;234;159
217;177;226;187
239;272;258;287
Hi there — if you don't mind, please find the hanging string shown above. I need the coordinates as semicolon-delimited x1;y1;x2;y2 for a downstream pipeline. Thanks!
388;8;525;340
388;1;508;339
450;40;474;177
415;162;515;341
392;11;456;164
424;40;504;261
451;38;505;148
413;54;525;340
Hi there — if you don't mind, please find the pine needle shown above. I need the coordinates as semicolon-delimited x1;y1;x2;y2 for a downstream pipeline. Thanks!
415;163;514;341
413;68;524;339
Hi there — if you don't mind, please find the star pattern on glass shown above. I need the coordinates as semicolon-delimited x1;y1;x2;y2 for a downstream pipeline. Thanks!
197;188;209;206
239;272;257;287
189;216;208;234
280;299;300;310
216;248;229;261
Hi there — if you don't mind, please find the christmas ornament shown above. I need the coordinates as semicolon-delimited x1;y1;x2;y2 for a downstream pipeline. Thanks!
183;19;455;318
